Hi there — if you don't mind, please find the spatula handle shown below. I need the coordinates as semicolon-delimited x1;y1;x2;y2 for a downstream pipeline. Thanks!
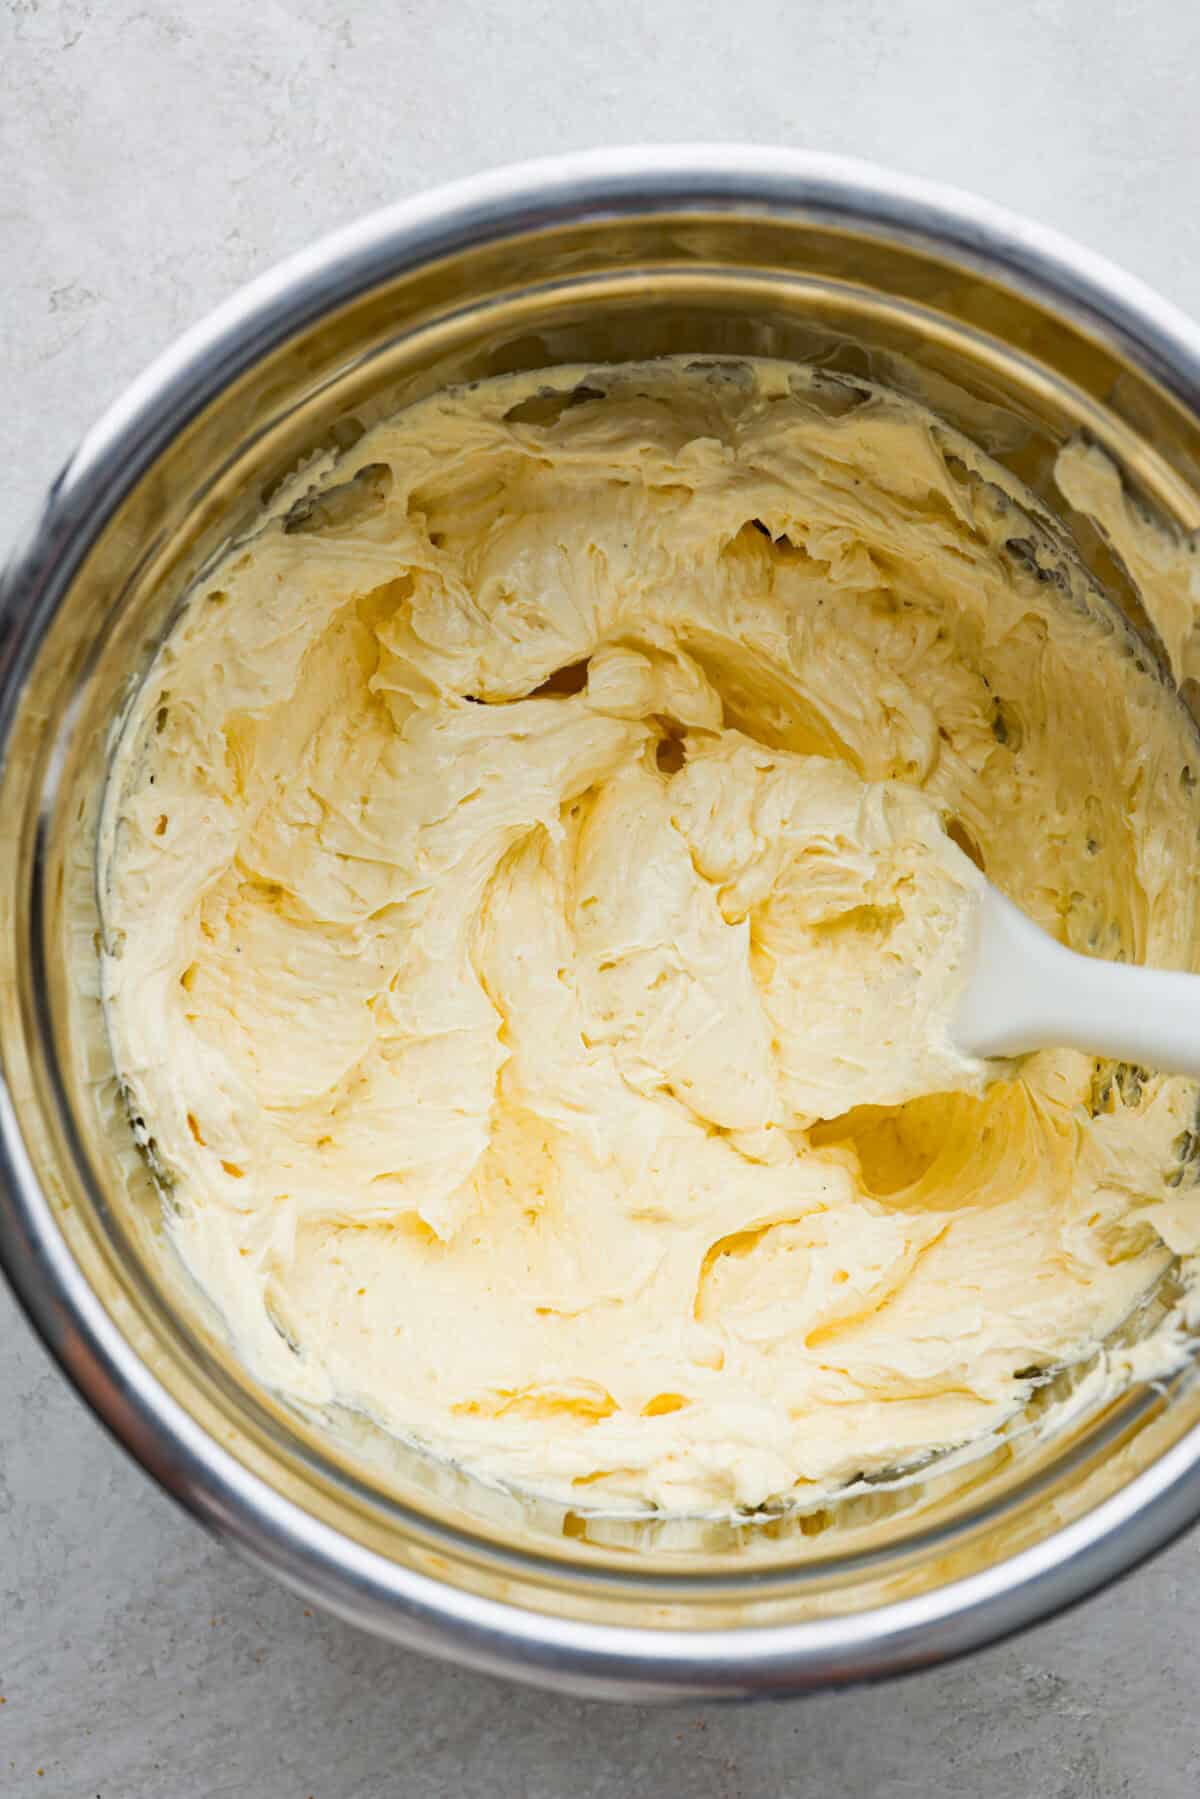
953;883;1200;1080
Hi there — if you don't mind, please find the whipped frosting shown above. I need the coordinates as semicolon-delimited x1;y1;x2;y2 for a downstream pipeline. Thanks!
99;357;1200;1512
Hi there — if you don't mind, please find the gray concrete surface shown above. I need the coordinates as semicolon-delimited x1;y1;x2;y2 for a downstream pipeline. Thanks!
5;0;1200;1792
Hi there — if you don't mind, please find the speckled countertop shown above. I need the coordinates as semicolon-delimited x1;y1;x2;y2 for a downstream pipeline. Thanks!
5;3;1200;1794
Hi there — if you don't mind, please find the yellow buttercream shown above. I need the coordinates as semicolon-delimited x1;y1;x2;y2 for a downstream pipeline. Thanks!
99;358;1200;1512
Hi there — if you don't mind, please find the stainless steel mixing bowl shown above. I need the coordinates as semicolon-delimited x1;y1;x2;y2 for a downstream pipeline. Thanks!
5;146;1200;1701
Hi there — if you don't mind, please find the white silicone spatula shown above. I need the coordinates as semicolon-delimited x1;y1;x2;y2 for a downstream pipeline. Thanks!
952;881;1200;1079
